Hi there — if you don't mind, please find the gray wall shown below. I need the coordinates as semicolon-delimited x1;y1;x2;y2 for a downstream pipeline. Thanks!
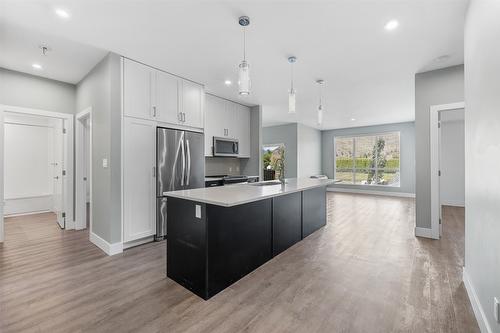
322;122;416;194
464;1;500;331
297;124;322;177
0;68;76;114
76;53;122;244
262;123;298;178
241;105;262;178
415;65;464;229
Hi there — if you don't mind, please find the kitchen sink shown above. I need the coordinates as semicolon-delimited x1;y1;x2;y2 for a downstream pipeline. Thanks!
248;180;283;186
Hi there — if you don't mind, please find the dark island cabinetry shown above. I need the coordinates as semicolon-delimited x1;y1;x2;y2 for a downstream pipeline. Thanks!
167;186;327;300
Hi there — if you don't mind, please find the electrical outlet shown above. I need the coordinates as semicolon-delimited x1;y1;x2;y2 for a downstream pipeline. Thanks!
195;205;201;219
494;297;499;323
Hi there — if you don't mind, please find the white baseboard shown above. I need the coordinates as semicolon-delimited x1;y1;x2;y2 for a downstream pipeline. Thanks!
4;195;53;216
123;236;154;249
414;226;438;239
4;210;51;217
441;200;465;207
327;187;416;198
89;232;123;256
463;267;493;333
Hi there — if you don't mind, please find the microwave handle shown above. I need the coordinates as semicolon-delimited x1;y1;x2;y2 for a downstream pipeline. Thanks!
233;142;239;154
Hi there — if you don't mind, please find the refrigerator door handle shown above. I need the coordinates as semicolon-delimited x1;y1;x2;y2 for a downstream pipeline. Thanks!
186;139;191;186
180;135;186;187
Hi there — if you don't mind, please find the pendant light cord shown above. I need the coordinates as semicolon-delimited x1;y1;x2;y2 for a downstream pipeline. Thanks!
243;27;246;61
290;63;294;91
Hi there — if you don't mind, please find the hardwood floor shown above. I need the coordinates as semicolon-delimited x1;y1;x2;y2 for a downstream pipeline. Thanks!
0;194;479;333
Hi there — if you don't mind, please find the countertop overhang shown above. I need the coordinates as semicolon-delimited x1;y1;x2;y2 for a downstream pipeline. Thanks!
164;178;335;207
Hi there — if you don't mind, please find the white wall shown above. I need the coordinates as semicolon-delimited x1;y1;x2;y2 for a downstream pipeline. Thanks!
297;124;322;177
464;1;500;332
3;113;62;215
439;110;464;207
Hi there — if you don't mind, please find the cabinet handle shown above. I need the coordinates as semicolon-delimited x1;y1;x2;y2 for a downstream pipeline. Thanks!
152;106;157;118
178;113;182;122
152;166;156;178
182;112;186;122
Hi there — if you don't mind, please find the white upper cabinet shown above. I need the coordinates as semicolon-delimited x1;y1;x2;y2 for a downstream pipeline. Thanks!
204;94;251;157
235;104;251;157
123;59;154;120
123;58;204;130
205;94;225;155
181;80;204;129
155;70;179;124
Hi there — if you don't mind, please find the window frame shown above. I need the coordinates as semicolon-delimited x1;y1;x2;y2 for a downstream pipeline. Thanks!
333;131;401;187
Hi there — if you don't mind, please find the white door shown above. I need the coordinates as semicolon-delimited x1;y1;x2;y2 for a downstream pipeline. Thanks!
181;80;204;128
123;116;156;242
52;119;65;228
235;104;251;157
123;59;154;120
155;71;180;124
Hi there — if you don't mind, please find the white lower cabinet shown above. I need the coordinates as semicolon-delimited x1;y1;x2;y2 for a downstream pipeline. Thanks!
123;116;156;242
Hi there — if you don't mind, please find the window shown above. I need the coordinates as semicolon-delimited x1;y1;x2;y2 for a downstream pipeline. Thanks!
334;132;400;186
262;144;285;180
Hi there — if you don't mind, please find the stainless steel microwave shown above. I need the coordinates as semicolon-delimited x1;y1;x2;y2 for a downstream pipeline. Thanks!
213;137;239;157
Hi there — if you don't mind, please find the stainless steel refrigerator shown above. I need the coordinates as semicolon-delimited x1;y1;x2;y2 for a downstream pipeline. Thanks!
156;127;204;240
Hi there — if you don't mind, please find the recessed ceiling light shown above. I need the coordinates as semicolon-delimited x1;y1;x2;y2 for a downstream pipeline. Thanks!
384;20;399;31
351;118;356;121
224;80;232;86
32;63;43;70
55;8;70;19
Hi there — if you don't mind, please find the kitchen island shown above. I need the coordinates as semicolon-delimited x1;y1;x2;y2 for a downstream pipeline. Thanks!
165;178;334;300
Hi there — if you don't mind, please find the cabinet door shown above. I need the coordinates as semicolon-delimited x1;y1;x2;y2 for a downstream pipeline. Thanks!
235;104;251;157
204;94;226;156
224;100;237;139
123;117;156;242
123;59;153;120
155;71;180;124
181;80;204;129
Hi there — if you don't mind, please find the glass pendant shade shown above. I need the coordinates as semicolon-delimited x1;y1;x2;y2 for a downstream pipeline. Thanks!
317;105;323;125
238;60;250;95
288;89;296;114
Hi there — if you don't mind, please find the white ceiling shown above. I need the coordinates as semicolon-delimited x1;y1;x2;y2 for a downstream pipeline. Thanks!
0;21;107;84
0;0;467;129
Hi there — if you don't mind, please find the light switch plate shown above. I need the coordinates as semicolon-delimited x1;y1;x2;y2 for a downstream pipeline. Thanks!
195;205;201;219
494;297;499;323
102;158;108;168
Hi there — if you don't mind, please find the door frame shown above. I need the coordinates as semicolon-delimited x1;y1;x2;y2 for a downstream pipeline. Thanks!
75;108;92;231
429;101;465;240
0;105;74;241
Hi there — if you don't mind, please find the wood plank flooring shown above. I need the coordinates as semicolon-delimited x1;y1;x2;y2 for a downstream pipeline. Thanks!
0;194;479;333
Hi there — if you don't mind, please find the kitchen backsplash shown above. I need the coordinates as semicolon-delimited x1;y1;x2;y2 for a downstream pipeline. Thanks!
205;157;241;176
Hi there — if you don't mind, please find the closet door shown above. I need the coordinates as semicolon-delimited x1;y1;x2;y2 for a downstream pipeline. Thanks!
123;117;156;242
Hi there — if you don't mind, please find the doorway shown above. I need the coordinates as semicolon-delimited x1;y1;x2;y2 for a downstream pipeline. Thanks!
430;102;465;239
75;108;92;231
0;105;74;242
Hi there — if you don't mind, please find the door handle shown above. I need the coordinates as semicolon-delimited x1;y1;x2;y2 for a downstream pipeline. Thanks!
186;139;191;186
180;135;186;186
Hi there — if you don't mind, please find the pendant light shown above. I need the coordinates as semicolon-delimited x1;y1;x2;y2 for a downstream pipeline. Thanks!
238;16;251;96
316;80;325;125
288;56;297;114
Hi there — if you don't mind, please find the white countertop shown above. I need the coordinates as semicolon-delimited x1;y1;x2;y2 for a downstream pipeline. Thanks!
165;178;335;207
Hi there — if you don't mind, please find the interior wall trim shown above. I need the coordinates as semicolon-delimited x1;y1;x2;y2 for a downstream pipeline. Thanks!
463;267;493;333
90;231;123;256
